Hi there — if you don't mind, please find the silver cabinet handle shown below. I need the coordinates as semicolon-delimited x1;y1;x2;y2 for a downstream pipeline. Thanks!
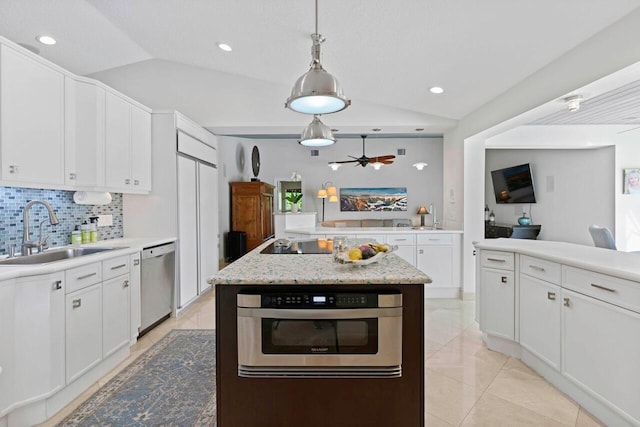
72;299;82;309
418;249;424;254
395;238;407;241
487;258;506;262
134;180;140;186
547;291;556;300
133;259;140;266
52;280;62;290
9;165;18;174
428;238;440;241
77;272;97;280
125;178;131;185
123;280;129;288
501;276;508;283
111;264;127;270
591;283;616;293
69;172;76;180
529;265;545;272
563;297;570;307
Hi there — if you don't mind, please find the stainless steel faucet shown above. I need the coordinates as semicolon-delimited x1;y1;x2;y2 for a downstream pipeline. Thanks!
22;200;59;255
429;203;441;230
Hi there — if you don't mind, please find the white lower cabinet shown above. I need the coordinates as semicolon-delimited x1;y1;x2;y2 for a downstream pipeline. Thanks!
519;274;561;370
102;275;130;359
130;253;142;342
65;284;102;384
0;280;14;416
479;267;514;340
562;288;640;423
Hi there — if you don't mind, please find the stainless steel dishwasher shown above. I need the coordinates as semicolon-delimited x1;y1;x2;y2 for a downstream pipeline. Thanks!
140;242;176;336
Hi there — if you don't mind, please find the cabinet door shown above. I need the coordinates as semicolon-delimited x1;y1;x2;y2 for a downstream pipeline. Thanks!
130;253;141;341
519;274;561;369
262;193;274;241
177;155;199;307
0;280;15;415
105;91;131;189
416;245;453;287
198;163;218;294
130;105;152;191
562;289;640;422
1;45;64;184
479;267;514;340
66;284;102;384
103;274;130;358
14;273;65;405
64;78;105;187
395;245;416;266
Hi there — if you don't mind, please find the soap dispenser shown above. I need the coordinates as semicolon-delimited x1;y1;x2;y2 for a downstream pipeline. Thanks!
81;221;90;244
89;216;99;242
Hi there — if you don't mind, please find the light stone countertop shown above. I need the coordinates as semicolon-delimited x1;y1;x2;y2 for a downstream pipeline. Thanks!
286;227;463;235
474;238;640;282
211;239;432;286
0;237;176;281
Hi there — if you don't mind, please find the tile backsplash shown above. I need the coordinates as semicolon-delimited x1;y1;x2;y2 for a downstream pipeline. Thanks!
0;187;123;255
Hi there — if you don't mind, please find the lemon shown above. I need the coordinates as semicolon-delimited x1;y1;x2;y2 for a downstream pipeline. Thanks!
348;248;363;260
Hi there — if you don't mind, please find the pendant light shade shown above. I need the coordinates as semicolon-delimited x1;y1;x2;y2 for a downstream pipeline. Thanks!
285;1;350;115
299;115;336;147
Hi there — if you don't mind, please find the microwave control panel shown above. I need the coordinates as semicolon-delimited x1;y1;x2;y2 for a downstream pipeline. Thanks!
261;292;379;309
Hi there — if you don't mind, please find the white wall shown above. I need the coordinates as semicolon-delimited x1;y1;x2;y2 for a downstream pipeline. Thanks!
216;135;443;259
485;147;615;245
614;129;640;251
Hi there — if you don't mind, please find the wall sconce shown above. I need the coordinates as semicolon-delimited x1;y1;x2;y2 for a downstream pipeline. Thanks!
328;162;341;171
417;205;429;227
413;162;428;170
317;181;337;221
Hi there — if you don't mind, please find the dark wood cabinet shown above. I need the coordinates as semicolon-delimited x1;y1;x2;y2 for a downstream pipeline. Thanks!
231;182;274;251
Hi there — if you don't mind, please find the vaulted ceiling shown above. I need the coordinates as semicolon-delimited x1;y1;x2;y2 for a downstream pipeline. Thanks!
1;0;639;136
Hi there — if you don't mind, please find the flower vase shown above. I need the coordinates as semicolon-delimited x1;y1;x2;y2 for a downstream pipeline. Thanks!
291;204;298;213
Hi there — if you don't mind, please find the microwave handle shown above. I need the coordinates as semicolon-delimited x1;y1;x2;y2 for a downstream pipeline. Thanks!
237;307;402;319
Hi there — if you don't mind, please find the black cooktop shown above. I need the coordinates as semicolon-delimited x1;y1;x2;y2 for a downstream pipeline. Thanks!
260;239;333;254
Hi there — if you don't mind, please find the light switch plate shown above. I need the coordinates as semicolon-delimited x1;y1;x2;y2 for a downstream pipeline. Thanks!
97;214;113;227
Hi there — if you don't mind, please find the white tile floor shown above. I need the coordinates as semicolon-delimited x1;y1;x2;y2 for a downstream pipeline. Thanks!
40;292;605;426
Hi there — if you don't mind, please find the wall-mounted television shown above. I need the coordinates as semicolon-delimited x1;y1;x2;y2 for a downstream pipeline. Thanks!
491;163;537;204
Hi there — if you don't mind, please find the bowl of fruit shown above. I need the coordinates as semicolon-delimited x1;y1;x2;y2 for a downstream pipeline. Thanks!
333;242;397;266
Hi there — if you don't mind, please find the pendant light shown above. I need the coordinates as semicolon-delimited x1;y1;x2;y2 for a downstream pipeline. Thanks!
285;0;350;115
299;115;336;146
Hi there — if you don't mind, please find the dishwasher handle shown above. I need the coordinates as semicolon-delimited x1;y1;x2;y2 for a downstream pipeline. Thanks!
142;242;176;259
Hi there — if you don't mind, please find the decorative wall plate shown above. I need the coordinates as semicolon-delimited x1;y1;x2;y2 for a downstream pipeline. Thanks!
251;146;260;179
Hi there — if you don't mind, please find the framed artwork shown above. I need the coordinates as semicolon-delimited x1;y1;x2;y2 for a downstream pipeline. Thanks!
623;169;640;194
340;187;407;211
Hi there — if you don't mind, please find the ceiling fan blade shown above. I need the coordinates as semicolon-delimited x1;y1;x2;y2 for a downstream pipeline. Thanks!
376;155;396;160
369;156;396;163
331;159;359;164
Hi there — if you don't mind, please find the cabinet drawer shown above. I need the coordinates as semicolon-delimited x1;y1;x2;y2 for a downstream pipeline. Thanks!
417;234;452;245
102;255;130;281
480;250;514;271
520;255;561;285
386;234;416;246
65;262;102;293
563;266;640;314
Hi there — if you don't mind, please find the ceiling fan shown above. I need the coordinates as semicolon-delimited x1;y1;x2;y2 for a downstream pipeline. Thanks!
329;135;395;167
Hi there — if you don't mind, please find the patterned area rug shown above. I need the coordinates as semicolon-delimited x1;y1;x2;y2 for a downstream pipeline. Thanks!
60;329;216;426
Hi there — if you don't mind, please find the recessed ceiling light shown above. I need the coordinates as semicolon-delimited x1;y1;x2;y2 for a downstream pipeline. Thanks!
36;35;56;45
217;43;232;52
429;86;444;94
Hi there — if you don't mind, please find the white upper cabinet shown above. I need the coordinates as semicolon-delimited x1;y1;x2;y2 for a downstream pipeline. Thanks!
64;77;105;187
0;36;151;193
0;44;64;185
105;91;152;192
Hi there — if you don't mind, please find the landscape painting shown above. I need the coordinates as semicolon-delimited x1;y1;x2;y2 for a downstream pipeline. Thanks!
340;187;407;212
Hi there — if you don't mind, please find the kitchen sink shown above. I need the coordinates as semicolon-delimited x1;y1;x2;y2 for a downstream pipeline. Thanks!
0;247;126;265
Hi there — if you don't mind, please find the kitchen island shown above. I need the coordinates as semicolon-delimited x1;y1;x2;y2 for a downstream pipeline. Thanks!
211;238;431;427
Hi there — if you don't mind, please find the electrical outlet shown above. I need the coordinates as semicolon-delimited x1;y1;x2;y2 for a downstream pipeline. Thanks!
97;214;113;227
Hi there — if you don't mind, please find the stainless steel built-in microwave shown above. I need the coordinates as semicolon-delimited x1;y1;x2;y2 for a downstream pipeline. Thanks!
237;290;402;378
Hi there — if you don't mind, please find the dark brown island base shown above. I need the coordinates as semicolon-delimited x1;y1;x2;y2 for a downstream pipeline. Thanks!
211;239;431;427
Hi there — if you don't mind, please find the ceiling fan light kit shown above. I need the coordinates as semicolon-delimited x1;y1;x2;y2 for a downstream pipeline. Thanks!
413;162;428;170
299;115;336;146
